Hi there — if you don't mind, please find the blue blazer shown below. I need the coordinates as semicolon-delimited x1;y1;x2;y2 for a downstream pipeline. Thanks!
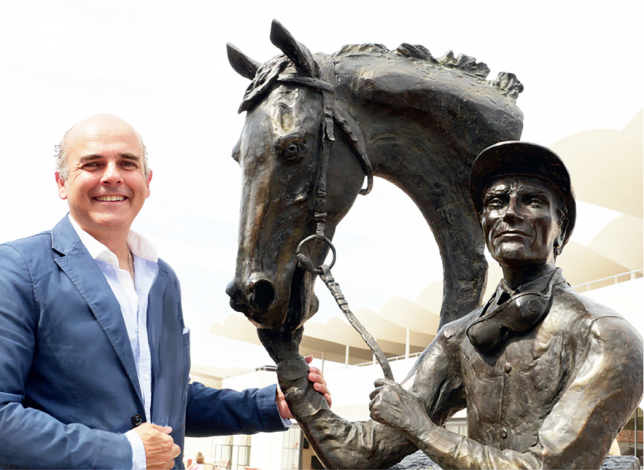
0;216;286;469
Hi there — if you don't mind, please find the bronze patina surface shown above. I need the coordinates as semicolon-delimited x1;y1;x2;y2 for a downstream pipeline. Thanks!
226;20;523;334
226;21;641;470
265;142;643;469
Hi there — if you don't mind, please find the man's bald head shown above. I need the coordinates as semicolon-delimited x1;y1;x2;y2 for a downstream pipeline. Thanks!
55;114;150;179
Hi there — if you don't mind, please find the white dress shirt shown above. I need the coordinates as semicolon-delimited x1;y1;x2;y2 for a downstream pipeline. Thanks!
69;215;158;469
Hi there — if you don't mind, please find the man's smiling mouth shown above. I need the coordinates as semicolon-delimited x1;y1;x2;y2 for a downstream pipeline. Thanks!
94;196;127;202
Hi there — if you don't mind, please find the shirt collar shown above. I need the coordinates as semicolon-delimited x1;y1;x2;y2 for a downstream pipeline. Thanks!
68;214;158;264
499;268;559;297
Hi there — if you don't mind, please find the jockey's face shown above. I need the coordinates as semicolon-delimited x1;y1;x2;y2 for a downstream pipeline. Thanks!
481;176;564;270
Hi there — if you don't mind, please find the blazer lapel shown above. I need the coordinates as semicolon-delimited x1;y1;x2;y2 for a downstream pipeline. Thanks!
51;216;143;405
146;264;169;413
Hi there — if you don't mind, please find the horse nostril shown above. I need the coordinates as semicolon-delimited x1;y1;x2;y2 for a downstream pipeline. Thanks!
226;279;246;312
226;279;241;299
249;280;276;313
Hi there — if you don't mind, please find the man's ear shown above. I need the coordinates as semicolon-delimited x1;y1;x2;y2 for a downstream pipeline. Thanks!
554;220;566;257
55;173;67;200
145;170;153;199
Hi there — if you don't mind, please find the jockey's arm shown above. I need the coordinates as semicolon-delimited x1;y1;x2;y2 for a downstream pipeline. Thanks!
274;323;466;469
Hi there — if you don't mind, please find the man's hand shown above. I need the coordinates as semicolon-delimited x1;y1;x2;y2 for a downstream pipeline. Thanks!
276;355;332;419
133;423;181;469
369;378;432;436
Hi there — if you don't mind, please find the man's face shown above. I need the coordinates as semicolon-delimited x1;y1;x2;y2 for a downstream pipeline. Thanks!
55;115;152;241
481;176;564;268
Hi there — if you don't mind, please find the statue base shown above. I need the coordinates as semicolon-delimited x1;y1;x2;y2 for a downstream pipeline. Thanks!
388;451;640;470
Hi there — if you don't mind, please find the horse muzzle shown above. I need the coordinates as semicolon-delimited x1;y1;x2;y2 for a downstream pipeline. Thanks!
226;273;276;307
226;266;317;331
226;273;284;327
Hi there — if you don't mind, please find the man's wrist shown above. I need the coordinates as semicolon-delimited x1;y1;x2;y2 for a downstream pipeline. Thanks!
125;429;146;470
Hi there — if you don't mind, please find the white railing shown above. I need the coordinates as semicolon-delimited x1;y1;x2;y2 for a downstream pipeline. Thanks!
572;269;643;292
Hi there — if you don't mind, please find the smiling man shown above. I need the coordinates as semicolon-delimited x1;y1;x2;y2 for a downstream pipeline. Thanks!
0;114;330;469
273;141;643;470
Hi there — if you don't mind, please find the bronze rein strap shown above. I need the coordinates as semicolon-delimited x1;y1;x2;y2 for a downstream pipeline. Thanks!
282;73;394;381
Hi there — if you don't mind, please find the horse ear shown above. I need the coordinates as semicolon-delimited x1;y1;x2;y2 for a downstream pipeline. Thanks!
227;43;261;80
270;19;320;78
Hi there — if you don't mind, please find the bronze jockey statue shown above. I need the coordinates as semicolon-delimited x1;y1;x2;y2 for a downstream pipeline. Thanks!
266;141;643;470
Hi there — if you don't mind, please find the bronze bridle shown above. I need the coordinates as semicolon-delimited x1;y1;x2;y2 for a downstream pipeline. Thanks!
276;71;394;381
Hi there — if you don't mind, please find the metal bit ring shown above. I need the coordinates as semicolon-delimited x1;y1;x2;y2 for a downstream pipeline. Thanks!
296;235;337;275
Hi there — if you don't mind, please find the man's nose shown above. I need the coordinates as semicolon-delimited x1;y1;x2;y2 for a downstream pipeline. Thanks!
101;162;122;184
503;196;523;221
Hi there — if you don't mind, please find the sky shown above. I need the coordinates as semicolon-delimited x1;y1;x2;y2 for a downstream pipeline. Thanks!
1;0;641;370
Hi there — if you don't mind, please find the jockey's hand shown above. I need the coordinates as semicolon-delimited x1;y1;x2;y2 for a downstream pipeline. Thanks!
277;355;332;419
369;379;430;437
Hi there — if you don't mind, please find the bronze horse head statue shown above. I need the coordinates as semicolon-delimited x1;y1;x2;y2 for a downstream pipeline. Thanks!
226;20;524;333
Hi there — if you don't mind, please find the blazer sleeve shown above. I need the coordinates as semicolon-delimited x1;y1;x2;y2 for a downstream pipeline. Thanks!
0;244;133;469
185;382;288;437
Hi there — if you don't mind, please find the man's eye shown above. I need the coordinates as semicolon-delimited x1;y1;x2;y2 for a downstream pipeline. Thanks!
528;198;545;208
485;198;504;209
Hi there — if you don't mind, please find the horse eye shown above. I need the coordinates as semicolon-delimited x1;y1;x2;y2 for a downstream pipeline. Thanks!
282;143;301;160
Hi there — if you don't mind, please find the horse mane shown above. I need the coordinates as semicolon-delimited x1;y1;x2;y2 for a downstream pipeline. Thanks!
334;43;523;99
239;55;290;113
336;43;493;76
238;43;523;113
